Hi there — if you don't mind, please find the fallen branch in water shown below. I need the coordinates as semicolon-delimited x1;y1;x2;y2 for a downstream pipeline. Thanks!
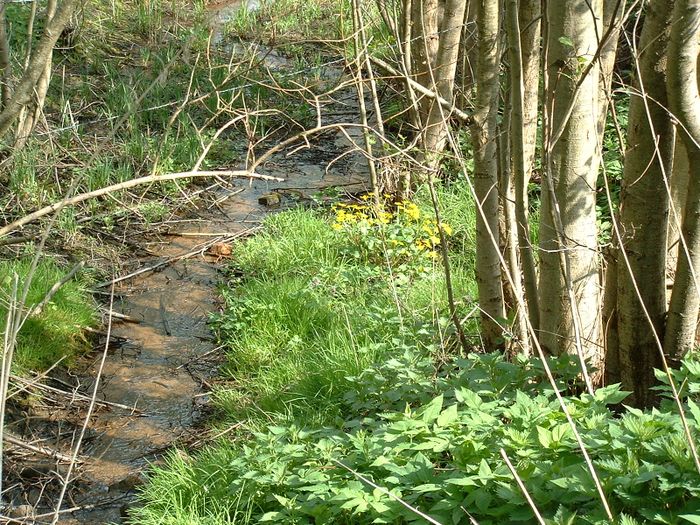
10;375;141;413
95;226;261;288
4;433;75;463
0;170;282;238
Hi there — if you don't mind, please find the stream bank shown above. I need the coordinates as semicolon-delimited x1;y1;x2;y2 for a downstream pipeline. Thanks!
2;1;369;521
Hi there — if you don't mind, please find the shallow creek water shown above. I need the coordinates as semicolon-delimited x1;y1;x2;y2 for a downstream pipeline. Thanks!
38;3;369;522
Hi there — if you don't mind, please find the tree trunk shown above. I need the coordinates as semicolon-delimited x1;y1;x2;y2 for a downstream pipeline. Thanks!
667;135;689;295
499;84;530;356
422;0;468;157
614;0;672;407
665;0;700;363
596;0;625;136
540;0;603;374
0;0;79;141
15;0;58;148
410;0;439;127
471;0;504;349
506;0;538;340
0;0;12;108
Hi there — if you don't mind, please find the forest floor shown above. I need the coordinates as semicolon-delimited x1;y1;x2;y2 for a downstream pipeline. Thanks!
2;1;700;524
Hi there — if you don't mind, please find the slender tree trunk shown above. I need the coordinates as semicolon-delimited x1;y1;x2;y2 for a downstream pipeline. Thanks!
614;0;672;407
665;0;700;362
411;0;439;127
0;0;12;109
667;135;689;295
499;83;530;355
0;0;79;141
506;0;537;339
540;0;603;372
15;0;58;148
603;252;619;383
596;0;625;136
471;0;504;349
422;0;468;158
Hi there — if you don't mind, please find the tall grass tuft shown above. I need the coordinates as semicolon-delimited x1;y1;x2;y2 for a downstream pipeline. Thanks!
0;259;95;372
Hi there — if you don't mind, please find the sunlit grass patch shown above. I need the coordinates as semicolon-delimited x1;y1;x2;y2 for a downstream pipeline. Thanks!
0;258;96;373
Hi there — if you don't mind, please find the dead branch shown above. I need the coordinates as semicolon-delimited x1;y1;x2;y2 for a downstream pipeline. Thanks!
94;227;261;288
4;433;75;463
369;56;472;122
10;375;140;413
0;170;281;238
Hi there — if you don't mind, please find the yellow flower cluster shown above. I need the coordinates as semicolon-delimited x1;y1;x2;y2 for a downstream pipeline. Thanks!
331;202;391;230
330;195;454;262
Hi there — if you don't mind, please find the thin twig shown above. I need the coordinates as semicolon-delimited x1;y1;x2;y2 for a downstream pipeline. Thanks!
50;281;116;524
94;227;260;288
9;375;141;413
0;171;281;238
4;433;75;463
500;448;546;525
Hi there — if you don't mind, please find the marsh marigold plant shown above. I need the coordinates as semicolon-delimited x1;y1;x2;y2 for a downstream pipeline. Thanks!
331;195;452;272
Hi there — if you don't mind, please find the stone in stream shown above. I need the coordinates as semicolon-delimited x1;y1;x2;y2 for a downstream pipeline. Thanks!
8;504;34;519
258;192;281;207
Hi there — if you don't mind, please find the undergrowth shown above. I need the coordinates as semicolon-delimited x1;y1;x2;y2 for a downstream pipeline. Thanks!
0;0;340;244
211;182;477;427
131;181;700;524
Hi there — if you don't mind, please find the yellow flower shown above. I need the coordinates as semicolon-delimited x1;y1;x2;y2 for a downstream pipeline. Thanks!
440;223;453;236
378;211;392;224
403;202;421;221
360;194;372;201
332;223;343;231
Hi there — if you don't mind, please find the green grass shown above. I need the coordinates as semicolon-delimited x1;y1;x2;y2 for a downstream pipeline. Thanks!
212;200;474;426
0;258;96;373
130;182;700;524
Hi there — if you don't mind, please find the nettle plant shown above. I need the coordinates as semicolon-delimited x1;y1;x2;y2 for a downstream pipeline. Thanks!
167;352;700;525
331;196;453;278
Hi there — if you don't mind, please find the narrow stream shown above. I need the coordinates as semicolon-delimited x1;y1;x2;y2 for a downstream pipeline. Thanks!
49;3;369;521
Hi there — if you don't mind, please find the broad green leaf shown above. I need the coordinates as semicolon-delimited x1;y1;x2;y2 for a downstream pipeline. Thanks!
419;395;444;424
593;384;631;405
260;512;284;521
444;477;478;487
680;515;700;524
558;35;574;47
478;459;493;480
437;403;459;426
537;426;552;448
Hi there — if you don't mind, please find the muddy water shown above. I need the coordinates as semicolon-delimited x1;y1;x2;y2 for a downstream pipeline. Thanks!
52;5;369;522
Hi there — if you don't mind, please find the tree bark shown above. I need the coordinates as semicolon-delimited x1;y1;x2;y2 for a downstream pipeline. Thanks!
665;0;700;363
411;0;440;127
422;0;468;157
506;0;538;339
471;0;504;349
667;135;689;295
614;0;672;407
15;0;58;148
0;0;79;142
540;0;603;373
596;0;625;136
0;1;12;108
